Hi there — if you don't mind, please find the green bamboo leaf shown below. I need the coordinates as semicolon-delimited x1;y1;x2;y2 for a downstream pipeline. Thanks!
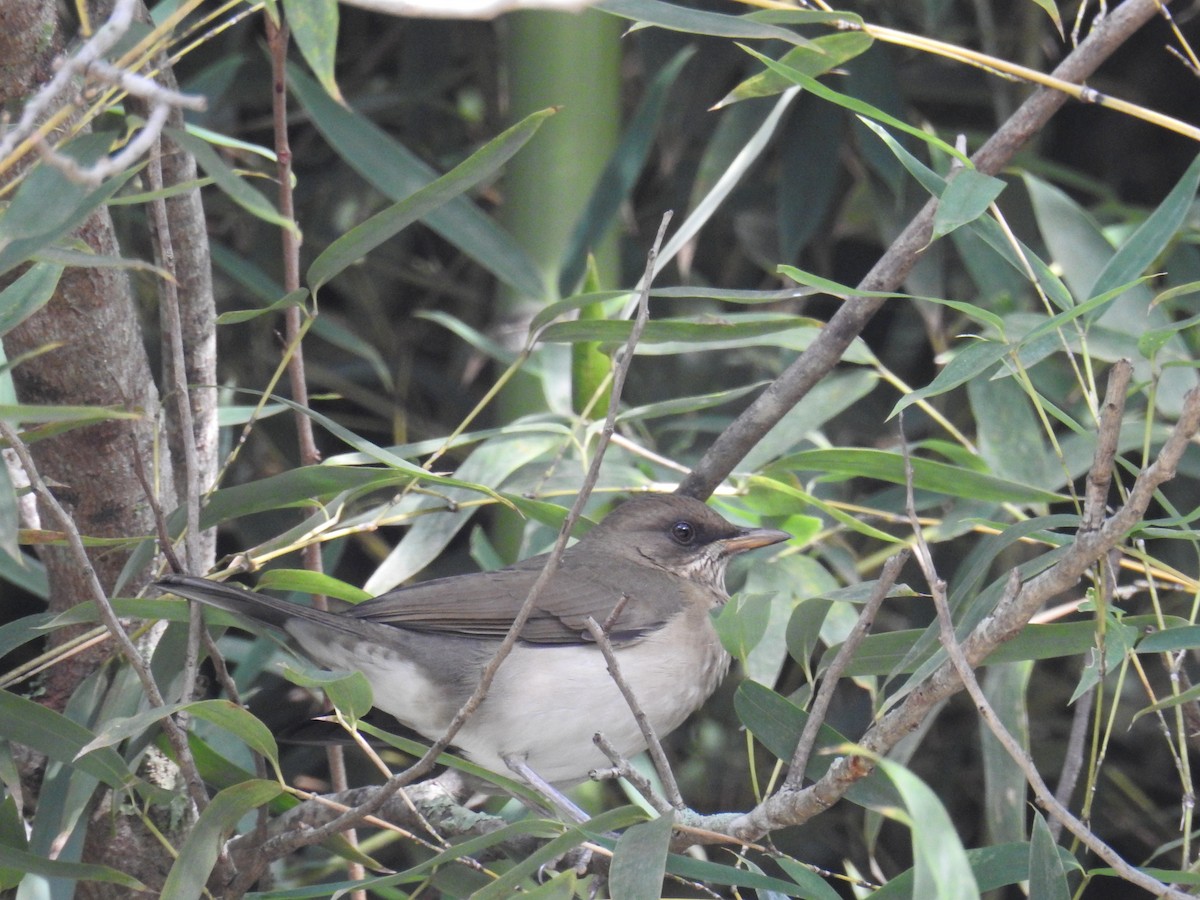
891;339;1010;416
859;118;1075;312
537;314;822;348
747;474;903;544
713;593;775;664
289;65;544;299
738;44;969;165
667;852;840;897
609;814;673;900
0;136;139;278
718;30;872;107
733;682;896;809
283;666;374;723
780;447;1065;504
0;843;146;892
168;127;297;235
1137;625;1200;653
0;133;113;244
596;0;815;46
875;757;981;900
933;168;1006;239
417;310;520;365
774;856;843;900
0;262;62;336
304;103;553;295
0;403;141;425
0;690;133;790
1091;151;1200;299
365;431;561;593
472;807;647;900
215;288;308;325
161;780;282;900
0;442;20;565
199;465;411;528
283;0;341;102
616;382;768;423
77;699;281;780
871;843;1081;898
1029;811;1071;900
256;568;371;603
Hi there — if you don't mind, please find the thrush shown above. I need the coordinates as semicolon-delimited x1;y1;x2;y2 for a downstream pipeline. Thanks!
158;494;789;789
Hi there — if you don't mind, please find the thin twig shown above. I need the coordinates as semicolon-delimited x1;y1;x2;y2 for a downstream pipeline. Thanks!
784;550;908;791
252;212;674;859
591;732;673;816
1082;359;1131;532
0;421;209;813
584;615;684;810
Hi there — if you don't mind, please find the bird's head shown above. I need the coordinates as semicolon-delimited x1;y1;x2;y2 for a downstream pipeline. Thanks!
584;494;790;586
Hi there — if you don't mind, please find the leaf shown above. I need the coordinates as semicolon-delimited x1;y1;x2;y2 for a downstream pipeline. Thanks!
0;262;62;337
0;843;146;892
933;168;1006;239
596;0;815;46
713;593;775;665
289;66;544;299
255;568;371;603
718;30;872;107
161;780;282;900
215;288;308;325
892;339;1010;416
77;699;282;780
1090;150;1200;299
0;690;132;790
168;127;297;235
283;0;342;102
307;108;554;293
0;137;139;278
609;813;673;900
778;447;1065;505
364;431;561;593
875;757;981;900
1029;811;1071;900
871;842;1081;898
283;666;374;723
737;45;968;166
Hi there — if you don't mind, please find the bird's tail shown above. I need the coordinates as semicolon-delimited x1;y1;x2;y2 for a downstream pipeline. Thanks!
156;573;345;633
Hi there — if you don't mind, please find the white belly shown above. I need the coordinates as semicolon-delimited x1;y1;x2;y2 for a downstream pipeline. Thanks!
318;617;730;787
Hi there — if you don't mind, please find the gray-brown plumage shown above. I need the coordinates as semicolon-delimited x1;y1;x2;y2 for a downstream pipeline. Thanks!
158;494;789;786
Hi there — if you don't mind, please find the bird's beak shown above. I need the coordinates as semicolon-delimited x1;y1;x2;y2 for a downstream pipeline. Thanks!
719;526;791;555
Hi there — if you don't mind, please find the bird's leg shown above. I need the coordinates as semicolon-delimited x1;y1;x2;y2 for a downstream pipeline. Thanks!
502;753;591;824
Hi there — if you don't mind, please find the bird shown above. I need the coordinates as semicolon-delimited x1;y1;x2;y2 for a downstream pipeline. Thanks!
158;494;789;791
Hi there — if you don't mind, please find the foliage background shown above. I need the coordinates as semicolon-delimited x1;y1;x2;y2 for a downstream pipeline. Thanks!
1;0;1200;897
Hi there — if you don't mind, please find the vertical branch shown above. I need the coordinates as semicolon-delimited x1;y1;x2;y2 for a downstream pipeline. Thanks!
265;14;362;894
145;138;204;701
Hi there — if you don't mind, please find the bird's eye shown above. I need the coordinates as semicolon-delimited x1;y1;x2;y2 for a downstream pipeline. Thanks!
670;521;696;544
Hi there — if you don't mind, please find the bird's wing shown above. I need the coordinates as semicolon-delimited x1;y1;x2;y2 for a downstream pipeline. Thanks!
347;552;694;644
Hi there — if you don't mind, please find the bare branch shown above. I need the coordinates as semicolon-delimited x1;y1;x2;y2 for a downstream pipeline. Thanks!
584;615;684;810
